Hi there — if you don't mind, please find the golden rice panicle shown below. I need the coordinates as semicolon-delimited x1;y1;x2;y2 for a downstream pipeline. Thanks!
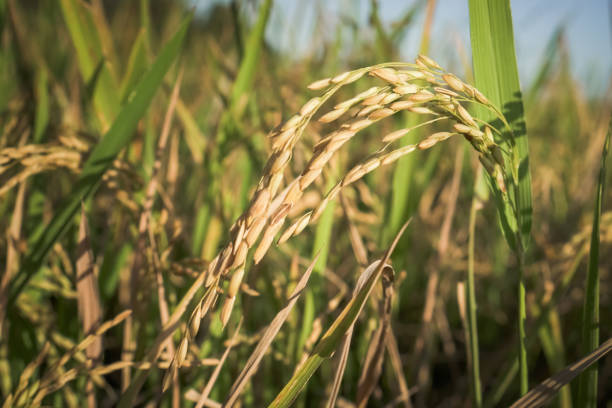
180;56;511;353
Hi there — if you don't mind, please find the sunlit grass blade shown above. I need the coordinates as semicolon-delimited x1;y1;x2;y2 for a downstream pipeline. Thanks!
119;28;150;102
468;0;532;395
224;254;318;406
59;0;120;130
577;116;610;408
33;69;49;143
269;221;410;408
229;0;273;116
8;14;192;307
510;338;612;408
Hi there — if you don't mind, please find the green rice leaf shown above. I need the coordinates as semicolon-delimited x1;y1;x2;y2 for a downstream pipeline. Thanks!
577;116;610;408
468;0;532;251
59;0;120;130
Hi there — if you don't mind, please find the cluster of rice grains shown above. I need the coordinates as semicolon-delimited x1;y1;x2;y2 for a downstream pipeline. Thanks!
167;55;513;377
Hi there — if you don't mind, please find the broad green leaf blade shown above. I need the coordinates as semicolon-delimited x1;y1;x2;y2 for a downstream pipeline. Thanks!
468;0;532;250
8;14;192;306
468;0;533;396
577;117;610;408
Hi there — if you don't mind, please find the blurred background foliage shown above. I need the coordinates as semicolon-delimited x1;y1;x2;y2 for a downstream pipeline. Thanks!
0;0;610;406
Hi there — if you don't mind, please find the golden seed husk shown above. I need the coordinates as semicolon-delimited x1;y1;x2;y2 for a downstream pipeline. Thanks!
300;97;321;116
270;203;291;226
253;222;283;264
178;338;189;363
190;306;202;338
270;150;291;173
349;118;373;131
299;168;322;190
269;173;284;198
326;183;341;202
282;114;302;131
307;77;331;90
385;145;416;163
249;188;270;219
464;85;476;98
368;108;395;120
271;128;295;151
442;74;465;92
205;255;220;287
283;179;302;205
319;108;347;123
228;268;245;298
417;54;442;70
215;243;234;277
382;128;410;143
342;70;366;84
370;67;401;83
394;84;419;94
456;104;477;127
358;104;382;117
220;296;236;328
453;123;474;134
335;96;360;110
484;126;495;146
331;70;352;83
354;86;382;100
474;89;490;105
408;106;436;115
409;90;435;103
278;221;299;245
434;86;460;97
308;149;334;170
343;165;365;186
390;100;415;110
362;93;387;106
362;157;381;173
231;240;249;269
233;219;246;249
245;216;267;246
402;70;425;79
293;212;312;236
381;92;402;104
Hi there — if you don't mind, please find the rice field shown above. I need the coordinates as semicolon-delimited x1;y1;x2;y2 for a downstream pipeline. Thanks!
0;1;611;407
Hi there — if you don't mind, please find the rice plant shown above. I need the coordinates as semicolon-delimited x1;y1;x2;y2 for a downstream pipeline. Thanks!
0;1;610;407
